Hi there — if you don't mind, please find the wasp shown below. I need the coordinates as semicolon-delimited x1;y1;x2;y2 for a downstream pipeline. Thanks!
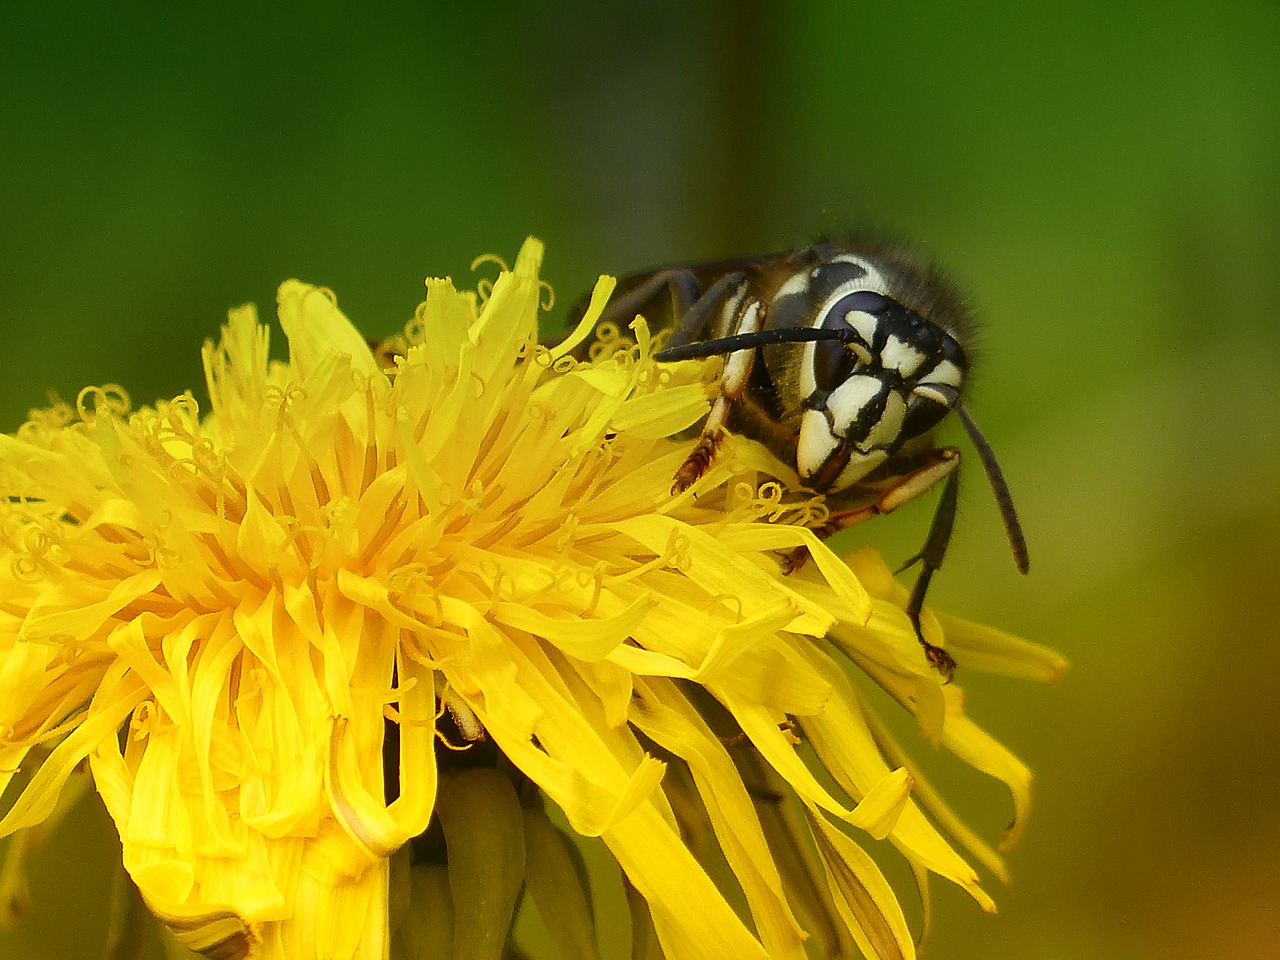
563;240;1029;679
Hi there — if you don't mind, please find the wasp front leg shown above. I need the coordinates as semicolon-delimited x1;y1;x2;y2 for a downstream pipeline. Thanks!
782;448;962;679
900;462;962;680
591;268;747;344
593;268;704;329
671;293;764;493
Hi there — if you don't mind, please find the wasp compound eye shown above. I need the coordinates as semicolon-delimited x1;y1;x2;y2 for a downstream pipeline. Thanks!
812;289;892;390
812;338;854;393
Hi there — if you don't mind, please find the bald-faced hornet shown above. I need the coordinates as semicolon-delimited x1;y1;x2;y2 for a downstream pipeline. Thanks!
565;241;1029;679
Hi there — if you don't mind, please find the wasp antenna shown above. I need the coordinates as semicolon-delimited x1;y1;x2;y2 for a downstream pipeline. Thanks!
655;326;857;361
954;402;1030;574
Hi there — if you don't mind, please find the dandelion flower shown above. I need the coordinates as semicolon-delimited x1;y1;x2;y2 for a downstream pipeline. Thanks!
0;238;1066;959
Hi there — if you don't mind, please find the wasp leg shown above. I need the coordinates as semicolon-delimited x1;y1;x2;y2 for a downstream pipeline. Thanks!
789;448;960;546
559;268;743;362
671;289;763;494
663;271;747;350
901;465;961;681
780;449;961;678
672;393;734;493
594;268;704;328
593;268;749;357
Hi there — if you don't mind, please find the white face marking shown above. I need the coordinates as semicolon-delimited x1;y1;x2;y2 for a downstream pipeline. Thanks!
881;334;926;377
844;309;878;349
927;359;963;389
796;408;840;479
861;389;906;450
825;377;905;450
801;378;909;490
913;383;958;406
824;375;882;436
911;358;964;407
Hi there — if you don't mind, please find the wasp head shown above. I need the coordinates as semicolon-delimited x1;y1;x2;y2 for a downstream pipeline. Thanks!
796;291;968;493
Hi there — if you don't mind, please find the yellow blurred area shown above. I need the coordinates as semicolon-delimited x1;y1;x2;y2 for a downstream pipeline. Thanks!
2;2;1277;959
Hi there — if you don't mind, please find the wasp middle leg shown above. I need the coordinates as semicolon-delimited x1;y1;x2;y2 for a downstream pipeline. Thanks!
782;448;962;679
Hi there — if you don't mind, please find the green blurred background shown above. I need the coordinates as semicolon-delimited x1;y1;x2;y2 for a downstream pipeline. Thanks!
2;2;1277;958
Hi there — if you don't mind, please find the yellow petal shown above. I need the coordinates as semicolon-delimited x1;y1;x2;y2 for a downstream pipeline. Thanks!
807;808;916;960
276;281;379;380
938;610;1068;681
631;678;809;960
